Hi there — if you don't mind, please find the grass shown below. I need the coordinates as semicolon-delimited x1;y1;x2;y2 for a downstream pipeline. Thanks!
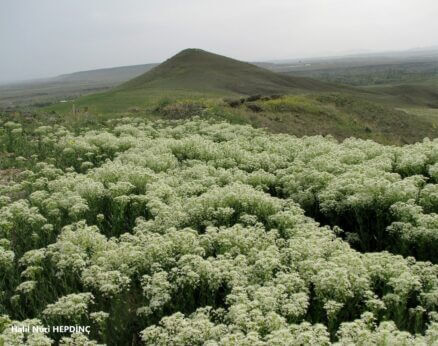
225;93;438;144
399;107;438;126
40;90;438;146
44;88;229;115
361;77;438;108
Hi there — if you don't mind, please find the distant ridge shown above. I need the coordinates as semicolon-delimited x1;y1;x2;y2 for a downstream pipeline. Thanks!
120;48;343;95
55;63;157;83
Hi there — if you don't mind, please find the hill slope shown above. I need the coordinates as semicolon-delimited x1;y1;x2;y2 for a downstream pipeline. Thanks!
120;48;343;95
42;49;438;145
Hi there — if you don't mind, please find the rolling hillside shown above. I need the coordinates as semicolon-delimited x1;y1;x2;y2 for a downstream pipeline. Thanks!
41;48;438;144
364;78;438;108
120;48;344;95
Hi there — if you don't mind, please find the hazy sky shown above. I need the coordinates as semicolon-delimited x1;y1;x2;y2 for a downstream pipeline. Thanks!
1;0;438;82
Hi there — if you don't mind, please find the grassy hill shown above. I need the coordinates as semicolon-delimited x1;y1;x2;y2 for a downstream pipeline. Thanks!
41;49;438;145
363;77;438;108
120;48;344;95
46;49;349;113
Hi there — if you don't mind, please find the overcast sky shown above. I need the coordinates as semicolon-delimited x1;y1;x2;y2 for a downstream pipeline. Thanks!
1;0;438;82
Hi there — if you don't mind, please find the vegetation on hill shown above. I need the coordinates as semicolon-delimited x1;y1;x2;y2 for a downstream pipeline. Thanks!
1;114;438;344
120;49;344;95
42;91;438;145
364;77;438;109
35;49;438;146
220;93;438;144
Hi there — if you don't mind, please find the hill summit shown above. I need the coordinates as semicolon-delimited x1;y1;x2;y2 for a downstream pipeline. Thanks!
120;48;339;95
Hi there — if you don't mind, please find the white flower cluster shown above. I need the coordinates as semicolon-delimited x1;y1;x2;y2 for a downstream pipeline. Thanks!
43;292;94;321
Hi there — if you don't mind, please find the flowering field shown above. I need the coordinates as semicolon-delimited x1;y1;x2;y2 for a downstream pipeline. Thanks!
1;116;438;345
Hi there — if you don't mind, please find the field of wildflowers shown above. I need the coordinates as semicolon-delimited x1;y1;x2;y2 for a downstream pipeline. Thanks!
1;116;438;344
